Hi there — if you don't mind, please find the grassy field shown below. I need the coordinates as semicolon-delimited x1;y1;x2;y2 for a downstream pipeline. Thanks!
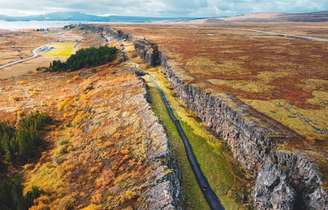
144;67;251;210
41;42;77;59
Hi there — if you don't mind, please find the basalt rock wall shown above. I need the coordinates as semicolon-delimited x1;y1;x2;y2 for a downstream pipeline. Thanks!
136;78;181;210
132;38;328;210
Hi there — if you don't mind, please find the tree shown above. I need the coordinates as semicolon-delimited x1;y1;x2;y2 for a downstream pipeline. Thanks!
0;176;42;210
48;46;118;72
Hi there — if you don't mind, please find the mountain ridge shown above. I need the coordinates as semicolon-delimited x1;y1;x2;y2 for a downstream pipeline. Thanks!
0;11;203;23
1;11;328;23
224;11;328;22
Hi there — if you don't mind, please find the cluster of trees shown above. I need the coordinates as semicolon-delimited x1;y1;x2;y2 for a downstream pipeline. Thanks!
0;112;51;210
49;46;117;72
0;177;41;210
0;112;51;167
0;123;15;171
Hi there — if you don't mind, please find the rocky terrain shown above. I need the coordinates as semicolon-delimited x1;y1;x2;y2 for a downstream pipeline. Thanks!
100;24;328;209
0;46;180;209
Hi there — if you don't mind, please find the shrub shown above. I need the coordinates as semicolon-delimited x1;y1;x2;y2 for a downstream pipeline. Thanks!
48;46;117;72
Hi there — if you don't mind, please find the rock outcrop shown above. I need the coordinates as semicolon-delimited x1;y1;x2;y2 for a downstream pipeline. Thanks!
132;38;328;209
134;40;162;66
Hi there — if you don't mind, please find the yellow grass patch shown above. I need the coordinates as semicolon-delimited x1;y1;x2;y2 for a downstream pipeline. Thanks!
301;79;328;92
208;79;273;93
24;161;65;194
41;42;77;59
257;71;290;83
81;204;102;210
186;57;245;76
244;99;328;141
307;91;328;107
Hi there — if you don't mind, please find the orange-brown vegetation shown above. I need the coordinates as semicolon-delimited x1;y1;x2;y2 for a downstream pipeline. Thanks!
0;62;167;209
116;24;328;105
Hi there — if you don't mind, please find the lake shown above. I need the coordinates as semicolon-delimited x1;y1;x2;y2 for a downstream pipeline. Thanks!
0;20;84;30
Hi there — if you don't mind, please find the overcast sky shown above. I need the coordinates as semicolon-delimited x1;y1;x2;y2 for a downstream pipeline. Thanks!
0;0;327;17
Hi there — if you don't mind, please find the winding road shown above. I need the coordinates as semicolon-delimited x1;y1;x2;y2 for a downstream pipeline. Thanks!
0;45;52;70
148;75;224;210
0;39;80;71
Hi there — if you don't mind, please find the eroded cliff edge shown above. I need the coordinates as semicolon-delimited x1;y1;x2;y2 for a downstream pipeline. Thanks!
131;38;328;209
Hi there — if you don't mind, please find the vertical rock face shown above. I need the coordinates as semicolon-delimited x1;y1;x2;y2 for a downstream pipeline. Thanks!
134;40;162;66
136;74;181;210
132;38;328;210
254;152;328;210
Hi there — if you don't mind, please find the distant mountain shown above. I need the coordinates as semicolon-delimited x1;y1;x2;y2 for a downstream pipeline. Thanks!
224;11;328;22
0;12;201;23
279;11;328;22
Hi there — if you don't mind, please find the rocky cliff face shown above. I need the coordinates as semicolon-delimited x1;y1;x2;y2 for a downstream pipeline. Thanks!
132;39;328;210
254;152;328;210
134;40;162;66
136;80;181;210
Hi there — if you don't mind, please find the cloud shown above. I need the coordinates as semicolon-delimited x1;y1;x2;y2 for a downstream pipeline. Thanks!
0;0;327;17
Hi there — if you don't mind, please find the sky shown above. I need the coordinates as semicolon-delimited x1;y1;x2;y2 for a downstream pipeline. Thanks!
0;0;327;17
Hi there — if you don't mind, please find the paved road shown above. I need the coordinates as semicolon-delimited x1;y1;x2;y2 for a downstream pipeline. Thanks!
148;75;224;210
0;45;52;70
